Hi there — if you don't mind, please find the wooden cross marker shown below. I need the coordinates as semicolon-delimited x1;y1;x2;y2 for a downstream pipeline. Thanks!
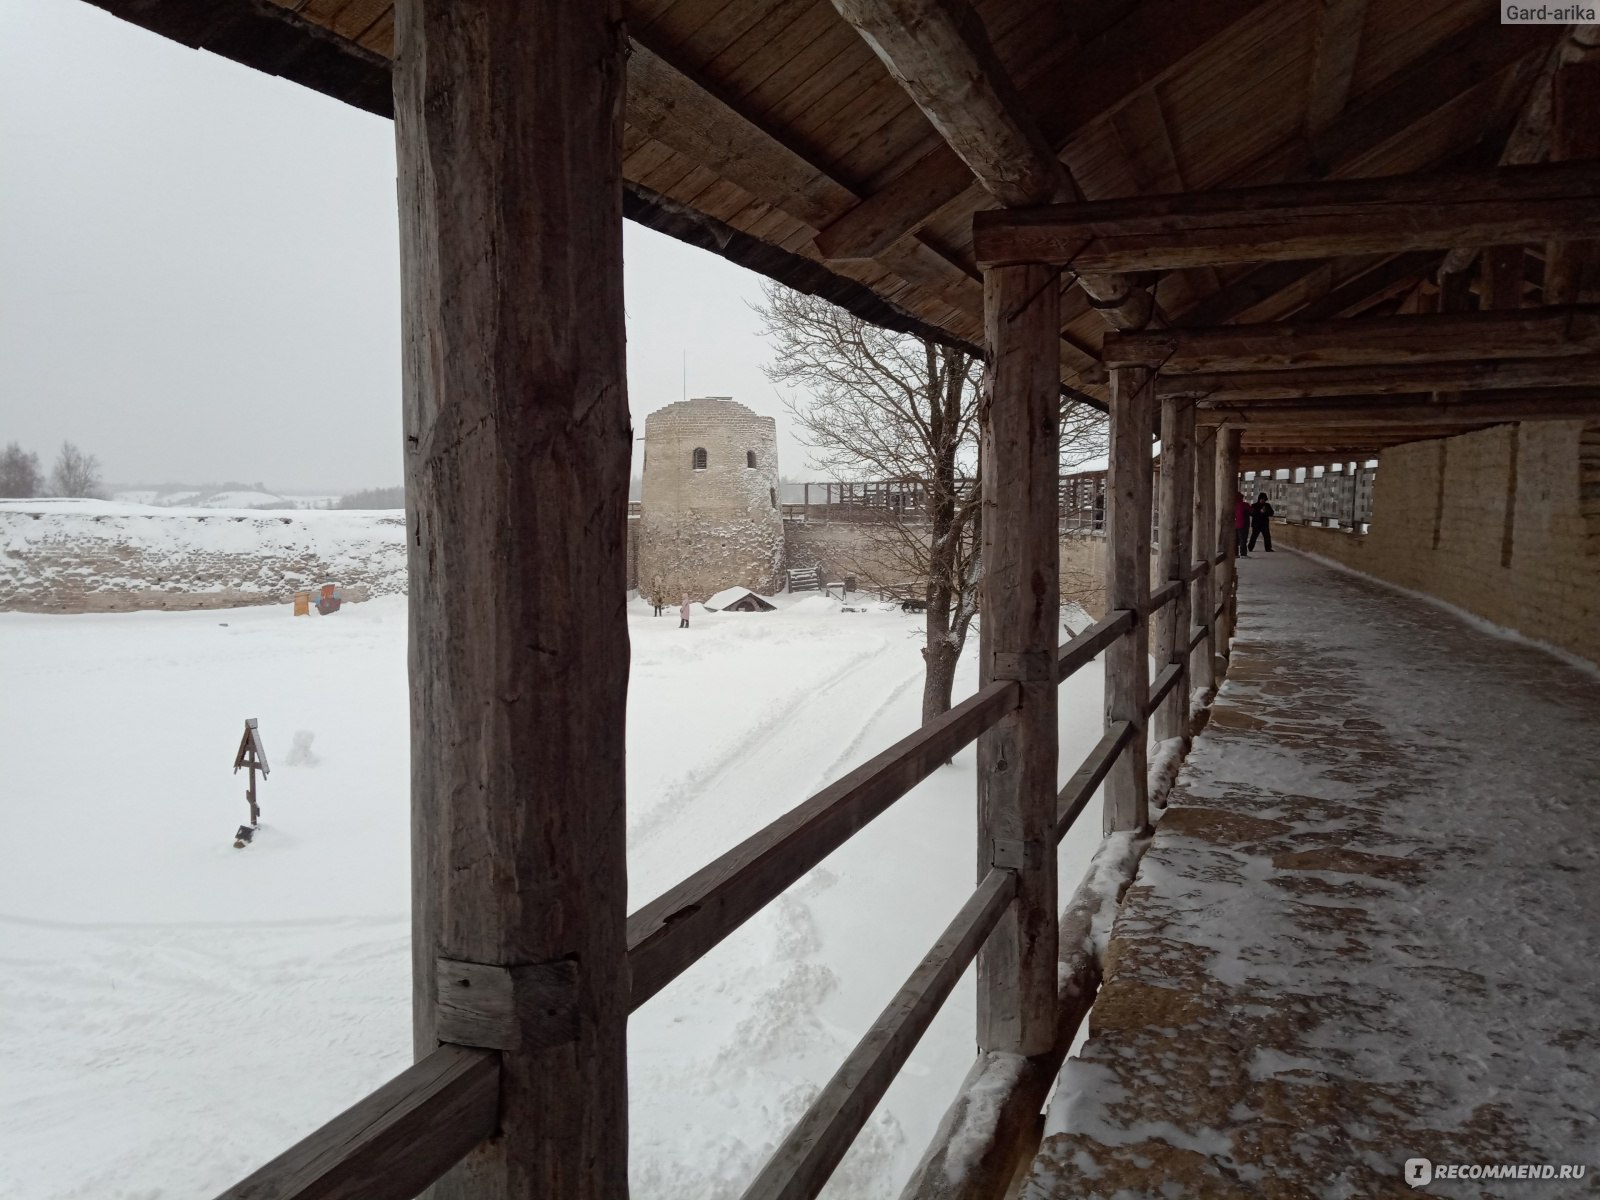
232;718;270;833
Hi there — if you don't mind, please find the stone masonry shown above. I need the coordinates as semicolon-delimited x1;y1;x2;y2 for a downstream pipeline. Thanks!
638;397;785;601
1269;420;1600;667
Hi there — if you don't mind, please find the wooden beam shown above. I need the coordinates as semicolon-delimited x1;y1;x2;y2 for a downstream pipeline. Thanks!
1154;395;1194;744
973;162;1600;272
977;262;1061;1056
1108;304;1600;371
1190;425;1218;696
1306;0;1368;145
1546;60;1600;305
628;678;1019;1008
1102;366;1153;834
829;0;1154;329
1198;390;1600;425
1214;429;1242;656
1158;355;1600;399
1440;22;1600;277
739;870;1016;1200
216;1047;499;1200
395;4;630;1197
814;0;1271;261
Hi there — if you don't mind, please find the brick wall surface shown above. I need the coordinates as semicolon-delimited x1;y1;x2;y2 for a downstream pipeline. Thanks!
1271;422;1600;667
638;398;786;601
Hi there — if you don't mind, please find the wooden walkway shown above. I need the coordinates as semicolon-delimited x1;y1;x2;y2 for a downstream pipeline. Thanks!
1024;550;1600;1198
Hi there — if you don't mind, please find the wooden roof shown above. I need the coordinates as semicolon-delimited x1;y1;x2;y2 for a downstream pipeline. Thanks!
80;0;1600;457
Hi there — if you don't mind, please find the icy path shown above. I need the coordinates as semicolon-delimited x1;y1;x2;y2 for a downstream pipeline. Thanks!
1026;552;1600;1199
0;594;1110;1199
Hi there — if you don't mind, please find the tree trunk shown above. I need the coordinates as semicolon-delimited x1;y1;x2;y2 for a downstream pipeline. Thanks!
922;624;959;721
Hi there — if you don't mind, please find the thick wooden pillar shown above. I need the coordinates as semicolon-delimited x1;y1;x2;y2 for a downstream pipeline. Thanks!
1190;424;1217;695
1103;365;1153;834
1154;395;1194;744
1214;427;1242;656
395;4;631;1198
976;263;1060;1057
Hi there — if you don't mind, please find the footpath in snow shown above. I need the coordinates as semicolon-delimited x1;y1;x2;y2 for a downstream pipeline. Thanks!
1026;551;1600;1200
0;590;1115;1200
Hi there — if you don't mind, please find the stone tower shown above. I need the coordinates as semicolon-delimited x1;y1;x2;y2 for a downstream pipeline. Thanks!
639;397;785;601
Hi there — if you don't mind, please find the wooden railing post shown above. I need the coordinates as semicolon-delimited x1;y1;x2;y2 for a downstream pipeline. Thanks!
1103;365;1154;834
1214;426;1242;656
1191;424;1218;694
976;263;1060;1057
395;3;631;1197
1154;395;1194;744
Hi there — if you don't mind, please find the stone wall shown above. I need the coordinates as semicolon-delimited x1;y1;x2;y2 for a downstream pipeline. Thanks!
0;503;408;614
638;398;785;601
1271;421;1600;667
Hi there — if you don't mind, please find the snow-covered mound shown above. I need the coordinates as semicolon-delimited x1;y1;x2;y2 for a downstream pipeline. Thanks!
113;488;344;510
0;498;407;613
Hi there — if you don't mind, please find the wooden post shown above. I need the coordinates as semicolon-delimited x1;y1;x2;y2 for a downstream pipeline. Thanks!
1214;427;1241;656
1191;424;1217;695
1102;365;1153;834
394;3;630;1198
1154;395;1193;744
976;263;1060;1057
1547;61;1600;305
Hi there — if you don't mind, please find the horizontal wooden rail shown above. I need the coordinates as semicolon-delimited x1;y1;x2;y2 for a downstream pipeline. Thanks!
1213;550;1228;565
1056;608;1135;683
1215;598;1229;621
1189;558;1210;579
1055;721;1136;842
740;868;1019;1200
1148;579;1181;613
627;679;1020;1008
214;1045;500;1200
1188;623;1208;652
1145;663;1183;719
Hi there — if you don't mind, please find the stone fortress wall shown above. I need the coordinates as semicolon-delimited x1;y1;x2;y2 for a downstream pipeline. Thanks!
637;397;786;602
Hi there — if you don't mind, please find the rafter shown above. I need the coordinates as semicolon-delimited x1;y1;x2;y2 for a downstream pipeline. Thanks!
827;0;1155;329
815;0;1270;262
1305;0;1368;147
1197;389;1600;426
1159;357;1600;400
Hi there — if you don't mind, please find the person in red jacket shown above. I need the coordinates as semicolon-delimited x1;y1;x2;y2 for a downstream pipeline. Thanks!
1234;491;1251;558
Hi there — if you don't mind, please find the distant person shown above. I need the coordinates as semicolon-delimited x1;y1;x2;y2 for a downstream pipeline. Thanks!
679;594;691;630
1234;491;1251;558
1249;492;1275;553
651;590;664;617
651;575;665;617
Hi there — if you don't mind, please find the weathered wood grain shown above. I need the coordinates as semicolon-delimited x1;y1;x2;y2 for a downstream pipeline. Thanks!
1144;662;1184;720
1107;304;1600;372
1055;608;1136;684
394;4;631;1197
1147;579;1182;615
973;162;1600;271
1056;721;1136;844
1215;429;1242;657
738;869;1017;1200
434;958;579;1054
1103;366;1154;834
627;678;1020;1008
1154;395;1194;743
215;1045;499;1200
976;262;1062;1058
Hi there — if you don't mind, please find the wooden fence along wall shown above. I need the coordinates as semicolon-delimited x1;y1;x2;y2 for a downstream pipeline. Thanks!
1244;464;1378;527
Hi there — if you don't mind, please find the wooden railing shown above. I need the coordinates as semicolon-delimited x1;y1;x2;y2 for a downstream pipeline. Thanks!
209;557;1236;1200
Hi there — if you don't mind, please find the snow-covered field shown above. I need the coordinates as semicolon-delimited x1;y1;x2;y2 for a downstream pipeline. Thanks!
0;594;1111;1199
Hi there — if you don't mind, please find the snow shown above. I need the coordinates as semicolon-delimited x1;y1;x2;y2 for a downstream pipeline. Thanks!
703;586;774;611
1027;551;1600;1199
0;588;1126;1199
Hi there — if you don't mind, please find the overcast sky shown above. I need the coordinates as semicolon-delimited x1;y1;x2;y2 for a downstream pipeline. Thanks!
0;0;810;494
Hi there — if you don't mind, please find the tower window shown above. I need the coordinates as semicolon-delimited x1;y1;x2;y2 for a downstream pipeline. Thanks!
747;450;757;468
692;447;707;470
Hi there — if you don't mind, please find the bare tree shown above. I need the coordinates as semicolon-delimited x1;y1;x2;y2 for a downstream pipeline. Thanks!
49;441;104;499
0;442;43;498
757;284;1106;721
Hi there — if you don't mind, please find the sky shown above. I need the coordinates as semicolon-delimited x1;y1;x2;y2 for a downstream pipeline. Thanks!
0;0;810;494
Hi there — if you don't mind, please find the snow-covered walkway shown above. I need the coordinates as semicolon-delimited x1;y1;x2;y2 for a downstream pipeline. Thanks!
1026;551;1600;1199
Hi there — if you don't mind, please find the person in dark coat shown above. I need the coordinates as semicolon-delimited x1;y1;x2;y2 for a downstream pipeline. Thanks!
1248;492;1275;553
1234;491;1251;558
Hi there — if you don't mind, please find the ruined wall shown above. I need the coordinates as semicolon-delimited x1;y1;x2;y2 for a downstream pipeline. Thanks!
1272;421;1600;667
638;398;785;601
